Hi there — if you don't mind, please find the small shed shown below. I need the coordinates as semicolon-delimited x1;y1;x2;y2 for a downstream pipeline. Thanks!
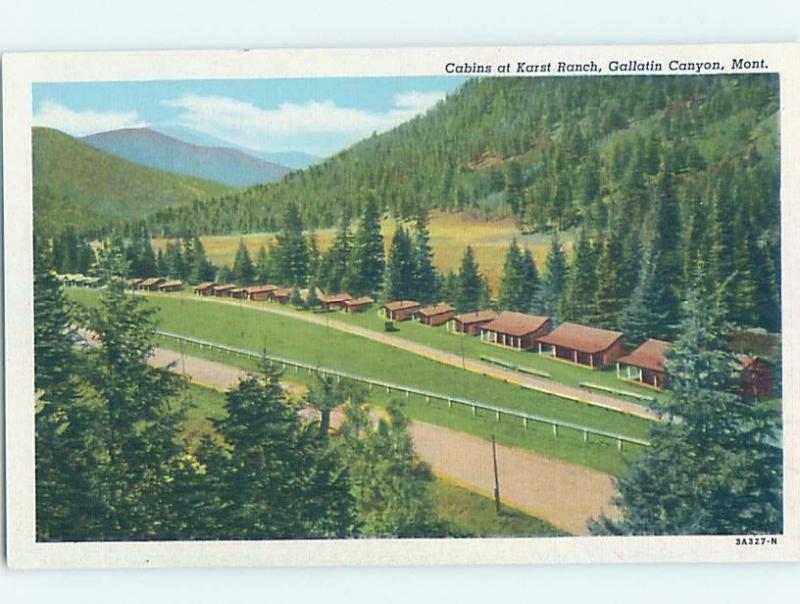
480;311;551;350
138;277;165;291
448;310;498;335
740;355;775;401
194;282;216;296
344;296;375;313
416;303;456;326
382;300;421;321
158;279;184;292
212;283;236;296
247;284;277;301
320;292;352;311
536;322;625;368
616;339;671;389
272;287;293;304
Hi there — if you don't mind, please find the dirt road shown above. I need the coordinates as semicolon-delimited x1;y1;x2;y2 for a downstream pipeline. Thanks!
150;292;659;422
149;346;619;535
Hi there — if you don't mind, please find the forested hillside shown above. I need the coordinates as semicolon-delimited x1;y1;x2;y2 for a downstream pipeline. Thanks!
33;127;232;237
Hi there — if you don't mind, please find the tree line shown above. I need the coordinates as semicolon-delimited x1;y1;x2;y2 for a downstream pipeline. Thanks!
34;242;449;540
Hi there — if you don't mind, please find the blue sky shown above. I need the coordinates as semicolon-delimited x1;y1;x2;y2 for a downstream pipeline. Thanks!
32;76;467;157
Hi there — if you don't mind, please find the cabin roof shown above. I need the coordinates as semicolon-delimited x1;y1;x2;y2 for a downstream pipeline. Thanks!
537;322;625;354
417;303;455;317
617;339;671;372
482;311;550;337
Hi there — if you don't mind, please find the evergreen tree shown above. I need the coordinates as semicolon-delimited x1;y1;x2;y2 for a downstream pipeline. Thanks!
346;198;385;297
521;248;540;311
166;240;187;280
275;202;310;287
384;225;416;301
339;400;444;537
617;249;670;345
306;275;321;310
188;237;215;283
290;283;304;309
323;211;352;293
255;244;271;284
212;361;356;538
412;209;439;304
155;248;169;277
455;246;483;313
560;230;597;323
538;233;569;320
497;239;527;311
593;282;782;535
593;232;624;328
441;270;460;307
232;239;256;285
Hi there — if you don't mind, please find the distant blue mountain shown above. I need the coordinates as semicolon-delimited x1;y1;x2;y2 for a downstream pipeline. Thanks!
80;128;292;187
153;125;323;170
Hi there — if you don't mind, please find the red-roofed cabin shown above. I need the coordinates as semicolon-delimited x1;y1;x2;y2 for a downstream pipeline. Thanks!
536;322;625;368
158;279;184;292
616;339;671;389
416;303;455;326
740;355;774;401
247;284;277;301
194;282;216;296
320;292;352;311
229;287;248;299
448;310;498;335
344;296;374;313
126;277;144;289
213;284;236;297
137;277;165;291
272;287;293;304
480;311;552;350
382;300;421;321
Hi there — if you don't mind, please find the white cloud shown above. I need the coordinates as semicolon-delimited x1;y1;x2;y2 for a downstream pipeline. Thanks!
161;90;446;154
33;101;148;136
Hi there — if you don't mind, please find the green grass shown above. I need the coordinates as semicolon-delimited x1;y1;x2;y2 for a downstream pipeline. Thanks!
431;479;568;537
68;287;650;476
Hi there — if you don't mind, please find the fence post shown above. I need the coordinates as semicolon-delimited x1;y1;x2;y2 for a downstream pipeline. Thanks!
495;411;500;422
618;438;623;451
552;424;558;438
583;430;588;443
523;417;528;428
472;405;476;416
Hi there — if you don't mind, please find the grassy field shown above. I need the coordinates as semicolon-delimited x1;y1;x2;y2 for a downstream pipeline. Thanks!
68;287;649;476
181;383;566;537
152;212;576;291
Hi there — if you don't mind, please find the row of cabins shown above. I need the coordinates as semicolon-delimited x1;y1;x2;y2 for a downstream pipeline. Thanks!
56;273;101;287
192;282;376;313
126;277;184;292
381;299;775;400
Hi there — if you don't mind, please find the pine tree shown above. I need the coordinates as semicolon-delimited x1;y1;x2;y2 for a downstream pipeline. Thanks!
155;248;168;277
560;230;597;323
275;202;310;287
188;236;215;283
521;249;540;311
323;211;352;293
306;275;321;310
617;249;670;345
232;239;256;285
212;361;356;538
455;246;483;313
384;225;416;301
255;245;271;284
593;233;624;328
346;198;385;297
290;283;304;309
497;239;526;311
537;233;569;320
166;240;187;280
593;282;782;535
412;209;439;304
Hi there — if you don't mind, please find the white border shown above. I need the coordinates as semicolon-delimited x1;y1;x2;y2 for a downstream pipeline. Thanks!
3;43;799;569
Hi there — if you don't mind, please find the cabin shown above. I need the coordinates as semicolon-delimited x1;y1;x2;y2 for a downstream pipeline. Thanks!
81;276;101;288
213;284;236;297
272;287;293;304
740;355;775;401
194;282;216;296
536;322;625;368
448;310;498;335
320;292;352;311
382;300;421;321
344;296;375;313
126;277;144;289
137;277;165;291
229;287;248;299
245;284;276;301
416;303;455;326
158;279;184;292
480;311;551;350
616;339;671;389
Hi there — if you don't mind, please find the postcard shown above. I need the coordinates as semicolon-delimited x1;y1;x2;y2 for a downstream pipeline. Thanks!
3;43;799;568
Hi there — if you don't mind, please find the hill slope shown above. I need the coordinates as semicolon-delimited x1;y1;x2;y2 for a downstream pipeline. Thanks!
81;128;292;186
33;127;232;235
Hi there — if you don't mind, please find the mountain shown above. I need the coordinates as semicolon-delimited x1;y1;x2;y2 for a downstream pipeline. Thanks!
146;74;779;240
153;125;322;170
81;128;292;187
33;127;232;235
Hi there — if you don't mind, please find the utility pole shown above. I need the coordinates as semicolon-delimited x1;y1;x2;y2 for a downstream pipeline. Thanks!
492;434;502;515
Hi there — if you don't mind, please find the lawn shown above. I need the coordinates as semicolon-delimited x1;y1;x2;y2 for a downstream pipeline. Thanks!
68;287;649;476
179;383;567;537
152;211;576;292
